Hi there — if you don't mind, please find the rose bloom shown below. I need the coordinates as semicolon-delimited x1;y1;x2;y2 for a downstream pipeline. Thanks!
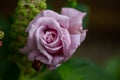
20;8;87;70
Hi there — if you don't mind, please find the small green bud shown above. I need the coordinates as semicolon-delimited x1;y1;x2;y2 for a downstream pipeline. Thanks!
0;31;4;39
10;0;47;52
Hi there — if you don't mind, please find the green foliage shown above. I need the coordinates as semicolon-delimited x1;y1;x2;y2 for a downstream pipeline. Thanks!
65;0;77;8
105;57;120;80
58;64;83;80
58;58;113;80
18;69;61;80
10;0;47;52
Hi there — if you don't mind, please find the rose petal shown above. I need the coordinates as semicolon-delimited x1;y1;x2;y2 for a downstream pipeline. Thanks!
63;34;81;60
68;18;83;34
27;24;38;50
35;55;50;65
42;10;70;29
35;26;52;64
52;56;64;66
48;56;64;70
61;8;86;19
19;46;31;54
48;64;61;70
61;28;71;55
44;45;62;54
26;11;44;32
43;31;57;43
34;17;61;30
28;50;49;64
41;34;61;48
80;30;87;42
28;50;38;61
61;8;86;34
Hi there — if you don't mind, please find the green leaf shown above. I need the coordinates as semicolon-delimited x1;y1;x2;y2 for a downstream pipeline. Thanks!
105;57;120;80
43;70;62;80
58;64;83;80
58;58;113;80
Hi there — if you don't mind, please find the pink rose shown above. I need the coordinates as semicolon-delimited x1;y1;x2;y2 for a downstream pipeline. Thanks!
20;8;87;70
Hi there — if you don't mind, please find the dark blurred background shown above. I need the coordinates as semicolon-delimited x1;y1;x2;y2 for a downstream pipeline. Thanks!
0;0;120;65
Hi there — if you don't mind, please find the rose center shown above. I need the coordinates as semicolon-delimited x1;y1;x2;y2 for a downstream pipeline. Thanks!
43;30;57;44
